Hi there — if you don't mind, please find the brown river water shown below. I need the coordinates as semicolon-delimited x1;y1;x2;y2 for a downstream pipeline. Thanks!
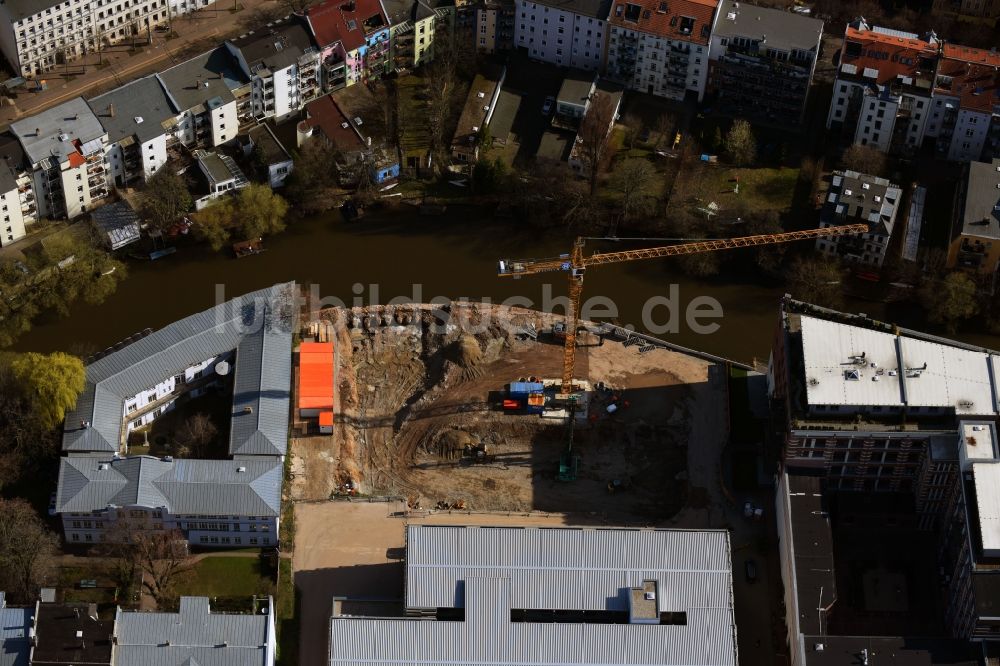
12;206;1000;363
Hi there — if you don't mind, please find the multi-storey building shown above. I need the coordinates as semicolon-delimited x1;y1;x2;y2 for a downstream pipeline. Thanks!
826;19;939;154
306;0;391;89
10;97;109;220
606;0;719;101
329;525;739;666
157;46;243;149
55;282;294;548
87;75;174;188
707;0;823;125
385;0;455;69
928;44;1000;163
815;169;902;268
0;133;37;246
0;0;211;78
514;0;610;71
475;0;515;53
226;16;321;123
947;158;1000;275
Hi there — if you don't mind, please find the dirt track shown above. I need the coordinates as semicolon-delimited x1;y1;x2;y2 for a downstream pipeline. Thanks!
289;302;722;522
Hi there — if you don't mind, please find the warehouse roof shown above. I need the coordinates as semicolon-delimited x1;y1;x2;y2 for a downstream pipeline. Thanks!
56;455;282;516
10;98;105;166
329;525;738;666
61;282;294;456
115;596;274;666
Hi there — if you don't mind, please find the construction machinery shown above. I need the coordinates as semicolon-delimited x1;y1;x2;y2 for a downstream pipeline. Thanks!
498;224;869;394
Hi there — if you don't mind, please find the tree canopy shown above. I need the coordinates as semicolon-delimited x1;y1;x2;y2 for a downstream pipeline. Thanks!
921;272;979;334
6;351;85;431
193;185;289;251
724;120;757;167
609;158;657;223
0;498;58;603
786;256;844;309
141;168;192;232
842;144;888;177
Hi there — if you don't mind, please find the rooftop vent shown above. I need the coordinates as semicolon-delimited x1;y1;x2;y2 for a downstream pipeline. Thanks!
862;182;870;189
243;406;253;414
482;105;490;111
815;644;825;652
354;117;363;125
75;631;83;639
341;122;349;129
98;463;109;471
477;91;485;98
58;133;69;142
237;466;247;473
134;116;143;124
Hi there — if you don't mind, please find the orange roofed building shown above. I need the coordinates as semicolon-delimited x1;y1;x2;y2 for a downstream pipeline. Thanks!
605;0;720;102
929;44;1000;163
298;342;335;430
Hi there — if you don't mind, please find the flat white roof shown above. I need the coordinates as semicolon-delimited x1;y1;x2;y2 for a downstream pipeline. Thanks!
972;463;1000;557
899;337;992;414
960;422;997;471
799;315;998;414
800;316;903;406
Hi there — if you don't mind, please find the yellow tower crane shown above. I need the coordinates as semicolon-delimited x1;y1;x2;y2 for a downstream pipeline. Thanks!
498;223;869;395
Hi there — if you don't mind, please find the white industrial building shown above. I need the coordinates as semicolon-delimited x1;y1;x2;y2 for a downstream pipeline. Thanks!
329;524;739;666
514;0;611;71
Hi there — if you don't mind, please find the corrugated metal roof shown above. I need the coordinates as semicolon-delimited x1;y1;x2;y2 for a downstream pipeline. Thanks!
62;283;295;456
329;525;737;666
0;596;31;666
116;596;273;666
56;455;282;516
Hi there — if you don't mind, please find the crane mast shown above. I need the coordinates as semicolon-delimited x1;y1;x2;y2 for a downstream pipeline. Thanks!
498;223;869;394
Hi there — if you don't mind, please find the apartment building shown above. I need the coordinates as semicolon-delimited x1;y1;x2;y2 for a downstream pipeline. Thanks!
928;44;1000;163
384;0;455;69
55;282;294;548
815;170;902;268
514;0;611;71
947;158;1000;274
226;16;321;123
0;0;210;78
0;595;276;666
827;20;938;154
329;524;739;666
476;0;515;53
0;134;37;246
87;75;174;188
157;47;243;149
606;0;719;101
10;97;110;220
306;0;391;90
707;0;823;125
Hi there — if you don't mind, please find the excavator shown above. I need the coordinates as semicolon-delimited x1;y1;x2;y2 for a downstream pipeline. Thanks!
498;223;869;480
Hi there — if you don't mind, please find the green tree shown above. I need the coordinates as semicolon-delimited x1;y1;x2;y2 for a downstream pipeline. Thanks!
6;351;85;431
192;198;235;251
237;184;288;240
0;499;58;603
921;272;979;334
786;256;844;309
141;168;192;232
609;158;656;223
724;119;757;166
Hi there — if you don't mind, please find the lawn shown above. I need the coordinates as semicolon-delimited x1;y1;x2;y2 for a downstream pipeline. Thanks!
671;162;799;217
174;557;275;600
276;559;299;666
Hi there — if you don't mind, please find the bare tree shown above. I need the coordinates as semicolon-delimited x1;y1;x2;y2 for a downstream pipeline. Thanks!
622;113;644;150
174;413;217;458
577;92;617;195
653;112;675;149
841;143;888;176
0;499;58;603
609;158;656;223
104;518;190;607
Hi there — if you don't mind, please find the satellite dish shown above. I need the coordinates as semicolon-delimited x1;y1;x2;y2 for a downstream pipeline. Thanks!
215;361;230;376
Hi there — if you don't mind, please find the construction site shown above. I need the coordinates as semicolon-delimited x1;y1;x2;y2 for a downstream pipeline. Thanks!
289;301;716;518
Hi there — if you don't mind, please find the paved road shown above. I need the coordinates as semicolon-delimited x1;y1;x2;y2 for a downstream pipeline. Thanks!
0;0;284;130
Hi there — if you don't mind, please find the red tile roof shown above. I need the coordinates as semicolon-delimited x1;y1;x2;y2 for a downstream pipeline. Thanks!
937;44;1000;114
840;25;938;86
608;0;718;45
305;95;365;152
306;0;388;51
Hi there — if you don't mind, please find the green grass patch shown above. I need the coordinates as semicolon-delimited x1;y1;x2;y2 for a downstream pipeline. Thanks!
174;557;274;599
672;164;799;216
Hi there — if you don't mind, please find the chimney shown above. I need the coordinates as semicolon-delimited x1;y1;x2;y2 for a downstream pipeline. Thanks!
109;103;115;117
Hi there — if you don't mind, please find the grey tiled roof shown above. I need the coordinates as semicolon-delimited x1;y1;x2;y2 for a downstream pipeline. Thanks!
115;597;274;666
88;76;179;145
62;283;295;456
10;97;106;166
56;455;282;516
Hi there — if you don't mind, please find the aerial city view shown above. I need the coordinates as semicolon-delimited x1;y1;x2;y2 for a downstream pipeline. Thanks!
0;0;999;662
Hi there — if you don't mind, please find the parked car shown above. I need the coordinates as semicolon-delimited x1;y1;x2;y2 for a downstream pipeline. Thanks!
744;559;758;583
48;492;57;516
542;96;554;115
